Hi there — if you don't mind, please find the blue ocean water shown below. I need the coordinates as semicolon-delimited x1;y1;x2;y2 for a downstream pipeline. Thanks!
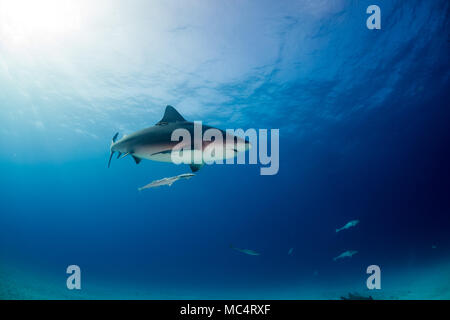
0;0;449;299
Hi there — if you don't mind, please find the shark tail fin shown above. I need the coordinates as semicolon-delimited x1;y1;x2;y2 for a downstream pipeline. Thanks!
108;151;115;168
112;132;119;143
108;132;119;168
336;228;340;233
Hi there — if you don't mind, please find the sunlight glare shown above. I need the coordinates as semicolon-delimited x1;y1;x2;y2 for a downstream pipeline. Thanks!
0;0;81;45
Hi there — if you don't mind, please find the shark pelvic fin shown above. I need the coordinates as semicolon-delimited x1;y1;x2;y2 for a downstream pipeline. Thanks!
156;105;186;125
189;163;203;172
132;155;142;164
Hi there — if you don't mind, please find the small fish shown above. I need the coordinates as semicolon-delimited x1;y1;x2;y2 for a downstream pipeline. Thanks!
336;220;359;233
333;250;358;261
341;292;373;300
138;173;194;190
288;248;294;255
230;244;260;256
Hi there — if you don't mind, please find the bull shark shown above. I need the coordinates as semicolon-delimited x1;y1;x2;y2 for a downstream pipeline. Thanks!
230;244;260;256
333;250;358;261
108;105;251;172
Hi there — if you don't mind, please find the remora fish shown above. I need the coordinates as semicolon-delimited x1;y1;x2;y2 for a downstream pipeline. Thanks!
138;173;195;191
230;244;260;256
333;250;358;261
108;105;251;172
336;220;359;233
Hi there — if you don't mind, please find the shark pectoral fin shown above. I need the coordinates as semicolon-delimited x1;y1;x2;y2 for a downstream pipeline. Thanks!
189;163;203;172
132;155;142;165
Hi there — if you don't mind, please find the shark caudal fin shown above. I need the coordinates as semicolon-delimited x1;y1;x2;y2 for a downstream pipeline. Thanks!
112;132;119;143
108;132;119;168
156;105;186;125
108;152;114;168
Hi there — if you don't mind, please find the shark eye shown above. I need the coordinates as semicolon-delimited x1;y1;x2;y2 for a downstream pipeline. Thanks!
157;121;168;126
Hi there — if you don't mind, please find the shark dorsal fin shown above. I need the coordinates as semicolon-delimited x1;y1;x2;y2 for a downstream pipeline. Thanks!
157;105;186;124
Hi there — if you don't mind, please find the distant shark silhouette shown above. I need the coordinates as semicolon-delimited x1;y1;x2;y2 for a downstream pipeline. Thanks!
336;220;359;233
230;244;260;256
333;250;358;261
108;105;251;172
